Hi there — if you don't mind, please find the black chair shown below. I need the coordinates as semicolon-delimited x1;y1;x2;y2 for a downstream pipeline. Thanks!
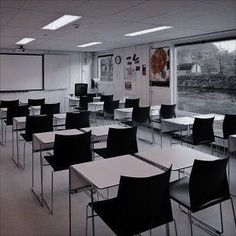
75;83;88;97
42;131;92;214
20;115;53;168
152;104;176;147
100;94;113;103
182;117;215;153
125;98;140;108
170;158;236;236
87;167;178;236
75;96;93;111
215;114;236;153
5;105;29;126
65;111;90;129
122;106;155;144
94;126;138;159
0;99;19;108
40;103;60;117
103;100;120;119
28;98;45;106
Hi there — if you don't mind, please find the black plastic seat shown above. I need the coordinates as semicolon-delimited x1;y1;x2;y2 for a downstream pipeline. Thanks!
0;99;19;108
103;100;120;119
28;98;45;106
5;105;29;126
100;94;113;103
170;158;235;236
182;117;215;151
75;95;93;111
40;103;60;117
94;126;138;159
125;98;140;108
122;106;155;144
88;167;178;236
43;131;92;213
65;111;90;129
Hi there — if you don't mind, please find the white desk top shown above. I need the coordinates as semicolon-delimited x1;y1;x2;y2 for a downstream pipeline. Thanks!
71;155;163;189
0;107;7;112
162;116;194;126
135;145;218;171
53;113;66;120
33;129;82;145
29;105;41;110
88;101;104;106
80;124;126;137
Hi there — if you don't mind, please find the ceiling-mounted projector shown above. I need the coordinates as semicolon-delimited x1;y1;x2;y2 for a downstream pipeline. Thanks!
15;45;25;53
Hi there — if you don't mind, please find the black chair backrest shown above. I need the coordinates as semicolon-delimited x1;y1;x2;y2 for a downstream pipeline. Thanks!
100;94;113;103
107;127;138;157
0;99;19;108
79;96;93;110
223;114;236;139
6;105;29;125
28;98;45;106
65;111;90;129
189;158;230;211
25;115;53;141
132;106;150;124
40;103;60;116
104;100;119;116
159;104;176;119
75;83;88;97
54;131;92;166
192;117;215;144
125;98;140;108
117;167;173;232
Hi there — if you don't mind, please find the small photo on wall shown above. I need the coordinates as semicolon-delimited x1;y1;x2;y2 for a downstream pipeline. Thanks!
125;81;132;90
150;47;170;87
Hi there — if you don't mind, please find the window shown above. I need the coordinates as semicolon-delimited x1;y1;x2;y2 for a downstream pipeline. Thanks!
176;39;236;114
98;55;113;82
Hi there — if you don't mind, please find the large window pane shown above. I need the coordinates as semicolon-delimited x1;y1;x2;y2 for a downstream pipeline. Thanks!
177;39;236;114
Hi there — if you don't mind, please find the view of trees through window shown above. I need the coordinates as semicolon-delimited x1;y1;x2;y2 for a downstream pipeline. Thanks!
177;39;236;114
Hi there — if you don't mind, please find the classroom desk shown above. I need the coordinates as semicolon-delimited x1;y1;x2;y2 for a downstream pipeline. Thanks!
12;113;67;165
32;129;83;207
134;145;218;174
80;124;127;142
69;154;163;235
29;105;41;115
114;105;161;121
0;108;7;145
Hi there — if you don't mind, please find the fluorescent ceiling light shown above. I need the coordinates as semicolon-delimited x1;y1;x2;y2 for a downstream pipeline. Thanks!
77;42;102;48
125;26;173;36
16;38;35;45
42;15;81;30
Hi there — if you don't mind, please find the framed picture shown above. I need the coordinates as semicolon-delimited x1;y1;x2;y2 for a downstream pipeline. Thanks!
99;55;113;82
150;47;170;87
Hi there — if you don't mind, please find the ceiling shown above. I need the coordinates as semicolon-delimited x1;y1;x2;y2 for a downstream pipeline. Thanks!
0;0;235;52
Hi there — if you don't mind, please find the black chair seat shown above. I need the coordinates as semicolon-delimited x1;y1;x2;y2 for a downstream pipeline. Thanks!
44;155;71;172
182;134;213;145
20;133;32;142
120;120;133;127
93;148;111;159
170;176;230;213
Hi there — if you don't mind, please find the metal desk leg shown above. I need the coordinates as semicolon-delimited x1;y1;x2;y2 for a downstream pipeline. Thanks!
91;189;95;236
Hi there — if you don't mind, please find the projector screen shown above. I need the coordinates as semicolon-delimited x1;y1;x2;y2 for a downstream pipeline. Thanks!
0;54;43;91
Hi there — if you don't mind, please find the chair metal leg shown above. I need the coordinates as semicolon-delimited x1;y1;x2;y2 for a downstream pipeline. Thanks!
165;223;170;236
188;211;193;236
230;197;236;227
85;204;89;236
90;189;95;236
173;219;178;236
51;171;54;215
69;168;72;236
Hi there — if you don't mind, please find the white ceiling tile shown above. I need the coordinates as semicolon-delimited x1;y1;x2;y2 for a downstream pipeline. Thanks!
0;0;25;8
0;8;18;26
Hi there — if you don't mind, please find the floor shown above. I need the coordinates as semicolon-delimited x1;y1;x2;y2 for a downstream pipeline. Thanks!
0;119;236;236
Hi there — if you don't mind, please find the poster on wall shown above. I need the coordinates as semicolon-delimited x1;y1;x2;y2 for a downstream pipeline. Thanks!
124;66;136;80
150;47;170;87
125;81;132;90
100;55;113;82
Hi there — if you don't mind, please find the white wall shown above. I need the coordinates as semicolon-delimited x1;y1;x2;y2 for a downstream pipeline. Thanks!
0;50;93;111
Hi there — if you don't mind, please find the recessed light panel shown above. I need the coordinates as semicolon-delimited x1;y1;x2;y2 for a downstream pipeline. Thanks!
42;15;81;30
77;42;102;48
15;38;35;45
125;26;173;36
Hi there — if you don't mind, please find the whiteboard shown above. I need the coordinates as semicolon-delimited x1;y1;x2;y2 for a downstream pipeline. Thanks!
44;54;70;90
0;54;43;91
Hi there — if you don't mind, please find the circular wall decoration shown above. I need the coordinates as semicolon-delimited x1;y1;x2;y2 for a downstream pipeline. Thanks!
115;55;121;64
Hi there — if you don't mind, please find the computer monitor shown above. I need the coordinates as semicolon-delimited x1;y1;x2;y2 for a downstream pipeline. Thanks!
75;83;88;97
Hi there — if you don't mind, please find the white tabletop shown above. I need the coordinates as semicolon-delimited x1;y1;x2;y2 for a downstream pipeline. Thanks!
53;113;66;120
0;107;7;119
71;155;163;189
162;116;194;126
135;145;218;171
80;124;126;142
33;128;82;145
